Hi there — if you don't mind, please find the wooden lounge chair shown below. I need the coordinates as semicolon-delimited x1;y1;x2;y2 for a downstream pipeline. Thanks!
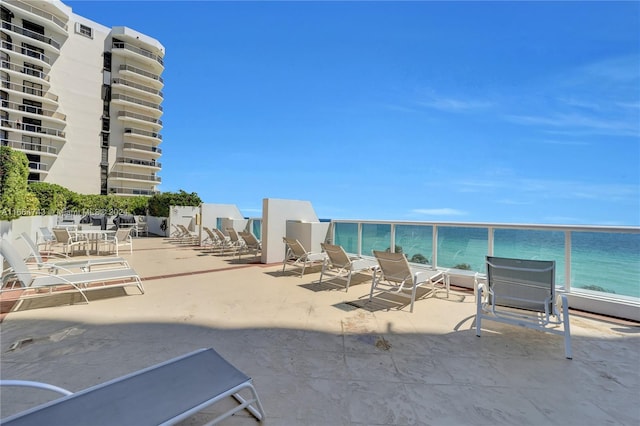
476;256;572;359
282;237;326;277
0;347;265;425
370;250;447;312
319;243;377;291
1;238;144;305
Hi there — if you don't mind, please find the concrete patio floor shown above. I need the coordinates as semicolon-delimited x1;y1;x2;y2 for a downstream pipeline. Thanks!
1;237;639;425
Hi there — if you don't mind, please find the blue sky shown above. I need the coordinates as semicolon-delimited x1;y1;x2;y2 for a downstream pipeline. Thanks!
66;1;640;225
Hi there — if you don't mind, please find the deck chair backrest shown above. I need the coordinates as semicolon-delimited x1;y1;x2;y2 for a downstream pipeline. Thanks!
239;231;259;247
486;256;555;313
213;228;227;240
373;251;412;284
227;228;240;242
283;238;307;258
115;228;131;241
321;243;351;268
19;232;45;264
0;239;34;287
39;227;55;243
52;229;72;244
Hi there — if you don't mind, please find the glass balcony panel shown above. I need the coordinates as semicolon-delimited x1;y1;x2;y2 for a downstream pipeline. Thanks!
571;232;640;298
334;222;358;254
362;223;391;255
395;224;433;265
493;229;566;287
437;227;488;272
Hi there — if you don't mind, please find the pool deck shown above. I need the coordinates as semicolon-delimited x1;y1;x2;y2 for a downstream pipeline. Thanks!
1;237;639;425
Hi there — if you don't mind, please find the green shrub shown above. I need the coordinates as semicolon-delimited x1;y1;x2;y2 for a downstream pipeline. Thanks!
147;190;202;217
0;147;40;220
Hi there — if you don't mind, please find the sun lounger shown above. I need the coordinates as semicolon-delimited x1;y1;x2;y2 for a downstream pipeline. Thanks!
319;243;377;291
18;232;129;272
0;347;265;425
1;238;144;304
282;237;327;277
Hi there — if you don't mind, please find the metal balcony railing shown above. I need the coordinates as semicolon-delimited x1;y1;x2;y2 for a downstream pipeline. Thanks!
109;171;161;182
1;60;49;81
112;41;163;67
112;78;163;98
118;64;163;84
1;20;62;50
5;0;68;31
123;128;162;140
2;100;66;121
123;142;162;154
1;138;58;155
1;40;52;65
115;157;162;168
117;111;162;126
111;94;162;112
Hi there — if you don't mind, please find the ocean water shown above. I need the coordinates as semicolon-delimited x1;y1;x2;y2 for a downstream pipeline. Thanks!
333;223;640;298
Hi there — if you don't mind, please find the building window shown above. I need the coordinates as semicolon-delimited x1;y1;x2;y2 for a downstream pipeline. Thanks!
75;23;93;39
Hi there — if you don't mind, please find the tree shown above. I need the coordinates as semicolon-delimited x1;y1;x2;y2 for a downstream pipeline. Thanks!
0;146;40;220
147;190;202;217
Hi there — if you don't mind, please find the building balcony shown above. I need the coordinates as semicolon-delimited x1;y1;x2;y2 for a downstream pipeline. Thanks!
111;94;162;115
1;60;50;84
107;186;160;196
115;156;161;170
123;142;162;157
111;78;163;103
123;128;162;143
0;119;65;139
1;20;62;51
1;39;53;67
2;100;66;123
111;41;164;71
116;111;162;129
109;171;161;183
1;138;59;158
1;79;58;105
4;0;69;33
118;64;163;87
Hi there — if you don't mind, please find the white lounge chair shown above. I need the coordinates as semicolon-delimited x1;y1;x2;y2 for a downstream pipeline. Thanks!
282;237;326;277
18;232;129;272
226;228;246;254
370;250;447;312
476;256;572;359
238;231;261;260
0;347;265;425
37;227;56;253
1;238;144;305
319;243;376;291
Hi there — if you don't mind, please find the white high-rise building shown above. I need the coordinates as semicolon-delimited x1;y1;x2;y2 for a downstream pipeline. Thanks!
1;0;165;196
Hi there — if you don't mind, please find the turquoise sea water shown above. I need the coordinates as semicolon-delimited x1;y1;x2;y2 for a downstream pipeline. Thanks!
333;223;640;299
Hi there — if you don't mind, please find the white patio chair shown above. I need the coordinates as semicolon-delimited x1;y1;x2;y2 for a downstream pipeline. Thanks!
282;237;326;277
319;243;376;291
370;250;447;312
51;228;87;256
476;256;572;359
104;228;133;256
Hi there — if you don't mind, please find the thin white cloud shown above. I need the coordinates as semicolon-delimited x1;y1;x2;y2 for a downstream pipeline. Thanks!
504;113;638;137
417;97;493;113
411;208;467;216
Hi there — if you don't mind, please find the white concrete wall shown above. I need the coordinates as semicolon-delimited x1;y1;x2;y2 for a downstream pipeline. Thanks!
168;206;200;236
261;198;324;264
199;203;245;243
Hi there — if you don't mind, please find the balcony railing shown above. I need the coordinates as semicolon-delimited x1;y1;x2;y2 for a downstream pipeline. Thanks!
123;142;162;154
112;41;163;66
115;157;161;168
123;128;162;140
1;60;50;82
5;0;68;31
109;171;161;182
28;161;48;171
112;78;163;98
1;80;58;102
331;220;640;302
2;100;66;121
111;94;162;112
108;187;159;196
1;138;58;155
1;40;52;65
117;111;162;126
1;120;65;138
1;20;62;50
118;64;163;84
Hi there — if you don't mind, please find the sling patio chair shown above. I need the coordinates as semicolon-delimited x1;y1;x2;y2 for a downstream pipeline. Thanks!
226;228;247;254
103;227;133;256
51;228;87;256
238;231;262;260
370;250;447;312
18;232;129;272
0;347;265;425
1;238;144;305
476;256;572;359
319;243;377;291
282;237;327;277
37;227;56;254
